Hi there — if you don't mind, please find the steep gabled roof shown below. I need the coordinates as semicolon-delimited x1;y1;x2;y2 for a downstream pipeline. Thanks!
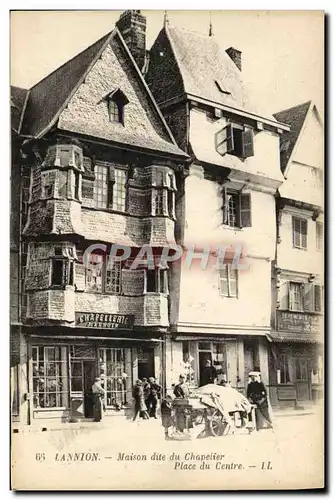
19;27;186;158
274;101;312;173
11;86;29;133
20;33;111;137
164;26;272;119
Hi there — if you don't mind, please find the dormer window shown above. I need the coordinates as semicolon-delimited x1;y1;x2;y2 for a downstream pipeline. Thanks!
215;123;254;159
108;100;122;123
104;88;129;125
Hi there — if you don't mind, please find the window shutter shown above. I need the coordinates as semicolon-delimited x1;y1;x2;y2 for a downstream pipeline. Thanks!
215;124;233;156
288;282;292;311
314;285;322;312
301;219;308;248
221;186;228;224
240;193;252;227
229;267;238;297
241;129;254;158
303;283;314;312
292;217;297;247
280;281;289;310
219;266;228;296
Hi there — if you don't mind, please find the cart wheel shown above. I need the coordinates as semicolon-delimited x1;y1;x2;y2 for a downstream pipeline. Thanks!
209;410;229;437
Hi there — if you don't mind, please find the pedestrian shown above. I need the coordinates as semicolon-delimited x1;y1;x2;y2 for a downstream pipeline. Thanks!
246;371;273;430
147;377;162;419
92;377;106;422
142;377;151;411
132;379;149;421
173;375;190;433
173;374;189;398
201;359;218;386
161;395;174;440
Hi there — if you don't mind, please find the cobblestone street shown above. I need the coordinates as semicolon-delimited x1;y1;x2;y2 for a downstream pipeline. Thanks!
11;410;324;490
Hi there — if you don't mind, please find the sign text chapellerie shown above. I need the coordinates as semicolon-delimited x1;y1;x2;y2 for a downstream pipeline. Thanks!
75;312;135;330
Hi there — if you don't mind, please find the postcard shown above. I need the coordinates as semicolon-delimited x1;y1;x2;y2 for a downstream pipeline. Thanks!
10;9;324;490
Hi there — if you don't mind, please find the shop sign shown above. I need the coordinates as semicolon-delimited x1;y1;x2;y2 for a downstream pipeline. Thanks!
75;312;135;330
277;311;321;333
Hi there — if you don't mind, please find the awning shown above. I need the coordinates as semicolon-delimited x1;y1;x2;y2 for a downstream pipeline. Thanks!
266;332;323;344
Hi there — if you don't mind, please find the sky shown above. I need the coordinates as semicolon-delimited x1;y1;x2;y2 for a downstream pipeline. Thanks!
10;10;324;116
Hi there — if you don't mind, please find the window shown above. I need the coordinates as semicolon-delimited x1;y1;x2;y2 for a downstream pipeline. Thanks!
154;189;164;216
295;357;308;381
277;354;291;384
219;264;238;298
51;259;74;287
222;188;252;228
85;254;121;295
108;100;122;123
182;342;197;387
146;269;168;293
292;217;307;249
94;165;108;208
167;190;175;218
32;346;68;408
105;259;122;294
74;171;80;200
94;166;127;212
99;348;130;407
289;282;303;311
288;282;322;313
85;254;103;293
316;222;323;251
41;170;56;199
112;169;127;212
215;123;254;158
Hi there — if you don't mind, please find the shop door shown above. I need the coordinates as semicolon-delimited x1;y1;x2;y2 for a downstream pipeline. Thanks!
295;357;311;401
83;361;97;418
198;351;212;387
138;347;155;380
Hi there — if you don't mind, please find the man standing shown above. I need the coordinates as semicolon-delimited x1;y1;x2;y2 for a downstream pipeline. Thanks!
247;371;273;430
201;359;218;386
147;377;162;419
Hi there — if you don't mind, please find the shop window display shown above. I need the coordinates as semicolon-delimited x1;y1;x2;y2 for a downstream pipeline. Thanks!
32;346;68;408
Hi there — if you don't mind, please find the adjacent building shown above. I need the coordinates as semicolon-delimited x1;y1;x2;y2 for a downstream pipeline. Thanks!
10;14;188;426
145;25;290;393
268;101;324;407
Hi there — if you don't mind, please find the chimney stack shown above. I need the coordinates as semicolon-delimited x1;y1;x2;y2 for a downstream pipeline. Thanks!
116;10;147;72
225;47;242;71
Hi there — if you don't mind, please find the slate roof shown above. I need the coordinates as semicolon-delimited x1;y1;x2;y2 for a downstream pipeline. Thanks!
273;101;312;173
17;28;186;159
11;86;29;132
164;26;273;119
20;33;110;138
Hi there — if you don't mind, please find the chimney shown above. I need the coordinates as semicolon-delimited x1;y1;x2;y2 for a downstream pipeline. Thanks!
116;10;147;72
225;47;242;71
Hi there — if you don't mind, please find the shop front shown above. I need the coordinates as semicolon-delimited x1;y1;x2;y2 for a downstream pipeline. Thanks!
24;322;164;425
268;339;324;408
168;336;250;391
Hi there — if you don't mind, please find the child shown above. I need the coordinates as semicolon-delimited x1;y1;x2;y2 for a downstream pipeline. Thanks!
161;395;173;439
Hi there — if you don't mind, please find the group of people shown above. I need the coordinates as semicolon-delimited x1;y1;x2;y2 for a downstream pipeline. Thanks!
132;377;162;421
91;364;273;434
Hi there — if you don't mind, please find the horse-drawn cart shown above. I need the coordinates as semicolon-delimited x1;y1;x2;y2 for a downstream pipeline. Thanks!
171;384;256;438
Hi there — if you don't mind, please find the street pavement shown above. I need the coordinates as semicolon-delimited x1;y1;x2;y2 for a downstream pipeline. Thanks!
11;410;324;491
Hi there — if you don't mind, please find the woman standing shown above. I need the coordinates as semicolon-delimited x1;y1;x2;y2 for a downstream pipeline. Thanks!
132;380;149;421
92;377;106;422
